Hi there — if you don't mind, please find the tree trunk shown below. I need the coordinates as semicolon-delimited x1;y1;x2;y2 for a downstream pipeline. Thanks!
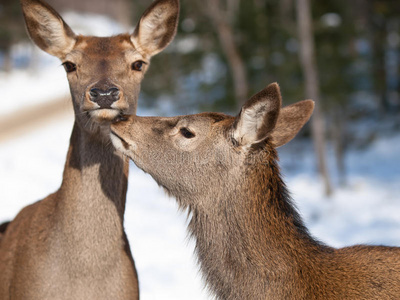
205;0;248;108
279;0;293;26
3;48;12;73
295;0;333;196
332;108;347;187
372;20;389;115
29;46;41;75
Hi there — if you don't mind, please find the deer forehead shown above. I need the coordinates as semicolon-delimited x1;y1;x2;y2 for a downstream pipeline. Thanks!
68;35;144;62
76;35;132;51
179;113;231;129
176;116;208;129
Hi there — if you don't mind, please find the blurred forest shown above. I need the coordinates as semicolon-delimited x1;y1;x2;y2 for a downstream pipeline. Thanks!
1;0;400;194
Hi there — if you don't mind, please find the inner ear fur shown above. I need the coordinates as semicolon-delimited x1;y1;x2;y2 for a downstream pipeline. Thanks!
233;82;282;146
270;100;315;148
21;0;76;58
131;0;179;57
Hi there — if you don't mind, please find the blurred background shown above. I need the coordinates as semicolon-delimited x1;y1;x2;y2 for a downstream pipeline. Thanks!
1;0;400;299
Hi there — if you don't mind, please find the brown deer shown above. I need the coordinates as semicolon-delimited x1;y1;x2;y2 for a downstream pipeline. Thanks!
110;83;400;300
0;0;179;299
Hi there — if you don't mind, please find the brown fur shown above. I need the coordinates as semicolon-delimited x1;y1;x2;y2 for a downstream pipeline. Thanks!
110;83;400;300
0;0;179;299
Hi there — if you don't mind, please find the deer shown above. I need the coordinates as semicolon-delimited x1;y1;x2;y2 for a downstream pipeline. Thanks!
0;0;179;299
110;83;400;300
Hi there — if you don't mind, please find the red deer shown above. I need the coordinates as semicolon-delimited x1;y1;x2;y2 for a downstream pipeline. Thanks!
110;83;400;299
0;0;179;299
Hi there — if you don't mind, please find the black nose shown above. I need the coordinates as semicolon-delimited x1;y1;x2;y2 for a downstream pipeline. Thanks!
89;87;120;108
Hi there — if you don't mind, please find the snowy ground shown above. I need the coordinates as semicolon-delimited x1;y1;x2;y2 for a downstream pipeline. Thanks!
280;138;400;248
1;12;400;300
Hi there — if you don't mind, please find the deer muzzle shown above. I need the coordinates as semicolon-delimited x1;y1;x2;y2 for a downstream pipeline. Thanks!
89;87;120;109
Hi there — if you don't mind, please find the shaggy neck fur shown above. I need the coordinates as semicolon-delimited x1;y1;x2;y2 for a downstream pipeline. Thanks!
187;142;330;299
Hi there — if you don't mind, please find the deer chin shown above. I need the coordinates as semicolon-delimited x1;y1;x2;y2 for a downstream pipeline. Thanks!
89;108;122;123
110;131;136;157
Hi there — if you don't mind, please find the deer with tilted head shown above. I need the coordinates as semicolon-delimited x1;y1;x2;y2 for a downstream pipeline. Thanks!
0;0;179;299
110;83;400;300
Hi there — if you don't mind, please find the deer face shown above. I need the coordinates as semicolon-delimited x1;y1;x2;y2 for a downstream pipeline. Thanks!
61;35;147;124
110;83;315;204
21;0;179;130
111;113;234;200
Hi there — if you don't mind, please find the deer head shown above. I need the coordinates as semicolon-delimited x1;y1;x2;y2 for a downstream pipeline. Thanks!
21;0;179;133
110;83;314;205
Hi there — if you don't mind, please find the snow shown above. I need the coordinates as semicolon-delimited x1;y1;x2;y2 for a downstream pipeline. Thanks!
0;64;69;118
279;138;400;248
1;12;400;300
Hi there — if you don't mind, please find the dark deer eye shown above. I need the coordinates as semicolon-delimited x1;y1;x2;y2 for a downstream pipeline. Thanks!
62;61;76;73
180;127;195;139
131;60;145;71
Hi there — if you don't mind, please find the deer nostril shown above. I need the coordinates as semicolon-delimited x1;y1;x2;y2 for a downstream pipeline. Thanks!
109;88;120;101
90;88;100;99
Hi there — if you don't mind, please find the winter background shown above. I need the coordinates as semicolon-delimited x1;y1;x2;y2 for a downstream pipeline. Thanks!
1;8;400;300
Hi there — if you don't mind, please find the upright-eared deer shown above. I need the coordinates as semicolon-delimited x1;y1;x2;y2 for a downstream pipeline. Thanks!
0;0;179;298
110;83;400;300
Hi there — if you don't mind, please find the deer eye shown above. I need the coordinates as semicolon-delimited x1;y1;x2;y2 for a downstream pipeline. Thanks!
180;127;195;139
131;60;145;71
62;61;76;73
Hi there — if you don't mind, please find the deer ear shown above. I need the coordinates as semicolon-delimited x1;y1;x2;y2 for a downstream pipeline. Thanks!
21;0;76;58
270;100;314;148
232;83;282;146
131;0;179;57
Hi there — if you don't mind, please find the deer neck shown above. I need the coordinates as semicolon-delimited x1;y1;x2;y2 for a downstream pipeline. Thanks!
188;147;326;298
56;121;129;255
